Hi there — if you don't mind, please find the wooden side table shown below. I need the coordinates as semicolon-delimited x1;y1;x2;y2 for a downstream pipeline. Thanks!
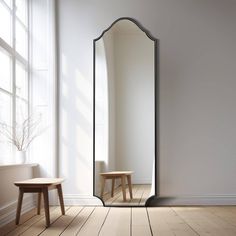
100;171;133;202
14;178;65;227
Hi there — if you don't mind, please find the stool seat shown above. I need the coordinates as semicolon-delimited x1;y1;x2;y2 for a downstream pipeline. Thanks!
14;178;65;227
15;178;64;186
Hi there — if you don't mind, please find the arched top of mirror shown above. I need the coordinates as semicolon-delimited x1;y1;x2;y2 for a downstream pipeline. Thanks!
94;17;157;42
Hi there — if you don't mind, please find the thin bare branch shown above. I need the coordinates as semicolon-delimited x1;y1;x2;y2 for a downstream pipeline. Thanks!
0;112;44;151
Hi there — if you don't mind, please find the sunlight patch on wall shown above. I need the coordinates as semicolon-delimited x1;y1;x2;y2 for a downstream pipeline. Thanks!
75;92;92;123
62;53;68;76
76;125;92;160
75;69;92;101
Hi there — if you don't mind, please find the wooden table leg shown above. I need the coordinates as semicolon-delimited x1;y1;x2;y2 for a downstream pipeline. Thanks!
57;184;65;215
15;188;24;225
127;175;133;199
100;176;105;199
37;192;42;215
42;187;50;227
111;178;115;197
121;175;126;201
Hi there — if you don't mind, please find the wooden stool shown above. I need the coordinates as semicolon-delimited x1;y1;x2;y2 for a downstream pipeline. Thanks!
100;171;133;201
14;178;65;227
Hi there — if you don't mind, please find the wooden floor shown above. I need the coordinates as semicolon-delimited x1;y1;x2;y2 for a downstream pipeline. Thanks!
103;184;151;206
1;206;236;235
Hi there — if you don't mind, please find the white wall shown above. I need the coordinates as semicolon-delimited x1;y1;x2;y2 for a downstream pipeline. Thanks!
58;0;236;205
0;165;37;227
114;31;154;184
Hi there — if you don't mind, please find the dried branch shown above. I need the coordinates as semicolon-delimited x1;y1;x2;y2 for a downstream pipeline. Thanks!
0;113;43;151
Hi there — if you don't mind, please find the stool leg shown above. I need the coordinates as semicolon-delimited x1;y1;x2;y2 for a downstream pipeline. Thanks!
37;192;42;215
100;177;105;199
127;175;133;199
111;178;115;197
57;184;65;215
16;188;24;225
42;187;50;227
121;175;126;202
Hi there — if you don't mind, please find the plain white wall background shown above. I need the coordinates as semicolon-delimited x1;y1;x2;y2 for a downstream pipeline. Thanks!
58;0;236;204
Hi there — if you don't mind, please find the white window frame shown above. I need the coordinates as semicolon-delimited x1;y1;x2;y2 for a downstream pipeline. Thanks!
0;0;30;163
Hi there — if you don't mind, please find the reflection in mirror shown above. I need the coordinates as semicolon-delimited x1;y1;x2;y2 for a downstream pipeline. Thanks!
94;18;156;206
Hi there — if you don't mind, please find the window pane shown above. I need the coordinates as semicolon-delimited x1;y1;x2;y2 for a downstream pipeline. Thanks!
16;20;27;58
3;0;12;9
0;141;12;163
16;97;28;124
0;92;12;164
0;2;12;45
0;92;12;125
0;135;12;164
16;61;28;99
0;48;12;92
16;0;27;25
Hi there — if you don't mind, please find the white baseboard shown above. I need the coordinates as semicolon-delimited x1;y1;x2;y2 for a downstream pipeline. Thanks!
63;194;103;206
148;195;236;206
0;195;36;227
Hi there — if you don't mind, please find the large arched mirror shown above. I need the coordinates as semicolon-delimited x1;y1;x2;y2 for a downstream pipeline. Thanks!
93;18;157;206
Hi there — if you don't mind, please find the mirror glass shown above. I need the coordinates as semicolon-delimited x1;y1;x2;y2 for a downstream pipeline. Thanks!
94;19;156;206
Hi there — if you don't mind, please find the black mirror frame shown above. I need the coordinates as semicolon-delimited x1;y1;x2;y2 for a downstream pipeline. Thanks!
93;17;159;207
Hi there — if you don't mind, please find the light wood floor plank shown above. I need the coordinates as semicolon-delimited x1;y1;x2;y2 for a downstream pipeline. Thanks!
132;208;152;236
6;207;56;236
78;207;109;236
40;206;83;236
0;208;37;236
60;207;95;236
147;207;199;236
20;206;70;236
2;206;236;236
173;207;236;236
99;207;131;236
207;206;236;227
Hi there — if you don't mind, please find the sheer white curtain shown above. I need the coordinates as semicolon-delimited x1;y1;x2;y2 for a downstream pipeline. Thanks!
29;0;58;179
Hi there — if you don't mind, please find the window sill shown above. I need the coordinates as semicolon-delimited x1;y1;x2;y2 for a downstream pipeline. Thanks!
0;163;38;170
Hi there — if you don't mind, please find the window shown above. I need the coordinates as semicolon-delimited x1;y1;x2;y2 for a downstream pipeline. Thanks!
0;0;29;164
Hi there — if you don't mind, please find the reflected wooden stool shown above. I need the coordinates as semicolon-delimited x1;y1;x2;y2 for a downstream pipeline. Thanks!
100;171;133;201
14;178;65;227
